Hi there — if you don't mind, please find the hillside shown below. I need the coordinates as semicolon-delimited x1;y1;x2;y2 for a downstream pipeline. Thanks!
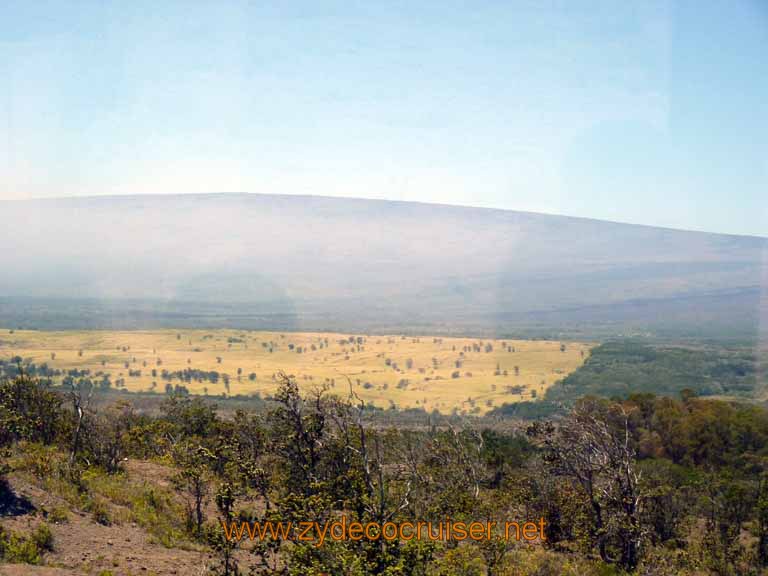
1;194;765;340
2;373;768;575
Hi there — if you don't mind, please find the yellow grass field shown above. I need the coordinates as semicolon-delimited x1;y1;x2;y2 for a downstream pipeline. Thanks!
0;329;592;414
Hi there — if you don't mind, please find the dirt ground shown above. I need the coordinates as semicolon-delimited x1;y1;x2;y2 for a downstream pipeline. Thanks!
0;461;221;576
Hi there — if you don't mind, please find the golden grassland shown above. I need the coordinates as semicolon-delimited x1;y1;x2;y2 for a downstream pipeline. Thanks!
0;328;592;414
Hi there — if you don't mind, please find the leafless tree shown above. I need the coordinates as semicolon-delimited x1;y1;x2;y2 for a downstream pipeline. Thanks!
528;398;644;570
68;380;94;466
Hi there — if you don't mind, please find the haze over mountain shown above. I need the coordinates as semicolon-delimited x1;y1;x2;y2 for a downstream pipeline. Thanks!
1;193;765;340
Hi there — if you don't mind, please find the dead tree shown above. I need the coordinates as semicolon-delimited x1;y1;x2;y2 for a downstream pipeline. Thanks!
528;398;644;570
68;381;94;466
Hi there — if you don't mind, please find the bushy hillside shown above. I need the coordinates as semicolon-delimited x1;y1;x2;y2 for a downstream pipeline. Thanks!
3;371;768;575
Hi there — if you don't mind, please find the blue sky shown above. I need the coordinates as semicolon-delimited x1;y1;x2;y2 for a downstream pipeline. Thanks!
1;0;766;236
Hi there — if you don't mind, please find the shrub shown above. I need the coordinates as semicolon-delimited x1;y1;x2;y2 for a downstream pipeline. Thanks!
46;505;70;524
0;525;53;564
0;372;64;447
89;498;111;525
15;442;60;479
31;523;54;552
430;544;484;576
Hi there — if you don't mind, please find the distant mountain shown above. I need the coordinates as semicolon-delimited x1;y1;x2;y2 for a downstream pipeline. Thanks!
1;193;765;340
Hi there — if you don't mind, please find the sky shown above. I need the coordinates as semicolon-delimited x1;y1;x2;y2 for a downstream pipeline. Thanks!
1;0;766;236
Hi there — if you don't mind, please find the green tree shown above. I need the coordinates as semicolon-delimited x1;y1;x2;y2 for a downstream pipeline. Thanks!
171;441;214;537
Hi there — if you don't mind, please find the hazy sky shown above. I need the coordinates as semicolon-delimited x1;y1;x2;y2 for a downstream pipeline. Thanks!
1;1;766;236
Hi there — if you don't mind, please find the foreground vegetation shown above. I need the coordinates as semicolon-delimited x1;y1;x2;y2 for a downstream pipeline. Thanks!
2;363;768;575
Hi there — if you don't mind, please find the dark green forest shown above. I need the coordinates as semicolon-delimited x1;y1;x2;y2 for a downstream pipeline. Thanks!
490;340;762;421
549;341;758;399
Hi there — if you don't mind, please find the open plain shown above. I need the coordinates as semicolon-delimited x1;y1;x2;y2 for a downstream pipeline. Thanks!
0;329;592;414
